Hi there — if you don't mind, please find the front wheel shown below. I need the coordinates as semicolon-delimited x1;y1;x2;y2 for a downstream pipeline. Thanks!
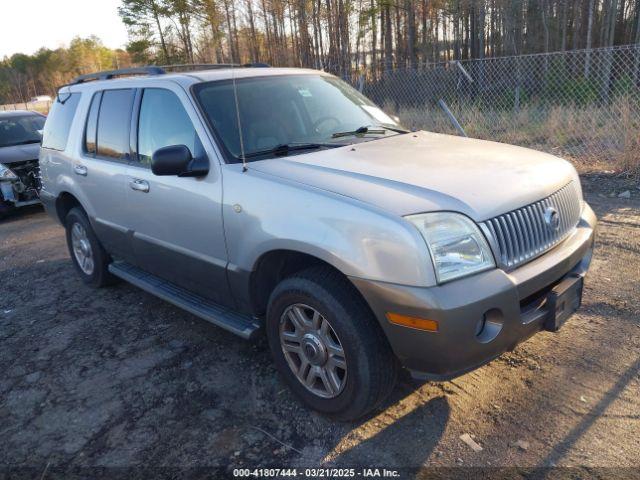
0;199;14;220
266;266;398;421
65;207;116;287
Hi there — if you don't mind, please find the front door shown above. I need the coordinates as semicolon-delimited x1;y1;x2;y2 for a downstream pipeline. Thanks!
124;86;232;306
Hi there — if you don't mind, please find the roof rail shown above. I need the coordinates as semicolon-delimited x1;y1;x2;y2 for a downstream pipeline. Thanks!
69;66;166;85
63;62;271;88
159;63;270;72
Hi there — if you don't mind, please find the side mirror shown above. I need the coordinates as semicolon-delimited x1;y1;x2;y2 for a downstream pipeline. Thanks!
151;145;192;176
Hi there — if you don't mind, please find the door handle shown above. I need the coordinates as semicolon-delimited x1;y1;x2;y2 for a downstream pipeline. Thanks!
74;165;87;176
129;178;150;193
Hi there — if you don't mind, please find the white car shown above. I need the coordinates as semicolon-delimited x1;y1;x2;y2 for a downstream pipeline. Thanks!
29;95;53;103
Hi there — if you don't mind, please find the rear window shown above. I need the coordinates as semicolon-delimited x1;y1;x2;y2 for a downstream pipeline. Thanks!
41;93;80;151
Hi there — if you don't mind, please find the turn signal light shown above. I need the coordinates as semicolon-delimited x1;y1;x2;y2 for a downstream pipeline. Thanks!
386;312;439;332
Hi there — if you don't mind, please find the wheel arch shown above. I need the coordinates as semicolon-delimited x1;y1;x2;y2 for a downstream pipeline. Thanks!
248;249;369;318
55;191;84;224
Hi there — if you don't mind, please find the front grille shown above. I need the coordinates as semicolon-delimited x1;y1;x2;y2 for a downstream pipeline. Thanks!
481;181;582;270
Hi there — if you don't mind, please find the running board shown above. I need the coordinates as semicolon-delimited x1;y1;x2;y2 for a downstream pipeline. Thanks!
108;261;261;340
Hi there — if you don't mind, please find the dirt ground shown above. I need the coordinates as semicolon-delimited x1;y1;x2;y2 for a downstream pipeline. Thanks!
1;173;639;477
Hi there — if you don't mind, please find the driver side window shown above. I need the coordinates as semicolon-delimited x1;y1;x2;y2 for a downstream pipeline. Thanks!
137;88;203;166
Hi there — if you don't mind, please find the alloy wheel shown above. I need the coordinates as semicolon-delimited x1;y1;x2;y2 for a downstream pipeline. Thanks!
71;222;94;275
279;303;348;398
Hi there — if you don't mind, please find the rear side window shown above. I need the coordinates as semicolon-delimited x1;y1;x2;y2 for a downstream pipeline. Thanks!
96;89;134;160
84;92;102;154
41;93;80;151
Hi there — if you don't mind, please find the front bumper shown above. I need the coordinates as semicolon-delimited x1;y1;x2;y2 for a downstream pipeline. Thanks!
0;180;41;209
350;203;597;380
0;160;41;209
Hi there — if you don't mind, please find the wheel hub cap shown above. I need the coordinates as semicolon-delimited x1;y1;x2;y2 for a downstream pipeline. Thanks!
301;334;327;366
279;304;347;398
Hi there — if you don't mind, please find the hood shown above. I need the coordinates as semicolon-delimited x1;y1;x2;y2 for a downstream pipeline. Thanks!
0;143;40;165
249;131;579;221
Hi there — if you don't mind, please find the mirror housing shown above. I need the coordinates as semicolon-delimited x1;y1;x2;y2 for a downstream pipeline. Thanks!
151;145;208;177
151;145;192;176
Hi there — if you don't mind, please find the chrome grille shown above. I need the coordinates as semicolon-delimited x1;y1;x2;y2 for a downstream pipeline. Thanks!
481;182;582;270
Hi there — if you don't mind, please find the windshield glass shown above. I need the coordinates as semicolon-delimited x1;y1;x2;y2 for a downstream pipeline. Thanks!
0;114;45;148
194;74;404;161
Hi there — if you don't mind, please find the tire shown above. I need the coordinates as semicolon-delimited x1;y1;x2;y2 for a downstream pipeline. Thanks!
266;266;398;421
65;207;116;287
0;199;14;220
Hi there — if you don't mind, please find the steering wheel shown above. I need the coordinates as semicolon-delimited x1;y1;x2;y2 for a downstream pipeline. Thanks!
312;116;341;134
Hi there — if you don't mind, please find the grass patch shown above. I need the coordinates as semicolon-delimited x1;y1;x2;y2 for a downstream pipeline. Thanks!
384;95;640;175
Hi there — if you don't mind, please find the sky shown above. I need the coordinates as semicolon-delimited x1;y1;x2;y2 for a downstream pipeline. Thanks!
0;0;129;58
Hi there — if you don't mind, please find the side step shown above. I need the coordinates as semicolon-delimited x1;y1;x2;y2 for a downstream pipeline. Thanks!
108;261;261;340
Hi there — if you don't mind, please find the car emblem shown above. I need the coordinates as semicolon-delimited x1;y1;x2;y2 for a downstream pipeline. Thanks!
544;207;560;231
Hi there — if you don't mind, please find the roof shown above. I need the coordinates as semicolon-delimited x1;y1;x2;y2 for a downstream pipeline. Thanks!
61;67;328;93
187;67;323;82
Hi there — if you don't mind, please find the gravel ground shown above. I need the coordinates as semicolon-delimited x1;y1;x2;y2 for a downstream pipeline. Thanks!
1;174;639;477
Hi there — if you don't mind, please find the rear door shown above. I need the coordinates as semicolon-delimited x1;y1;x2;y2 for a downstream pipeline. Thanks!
124;84;231;306
74;88;136;262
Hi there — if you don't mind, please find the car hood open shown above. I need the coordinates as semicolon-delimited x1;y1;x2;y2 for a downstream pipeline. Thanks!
249;131;580;221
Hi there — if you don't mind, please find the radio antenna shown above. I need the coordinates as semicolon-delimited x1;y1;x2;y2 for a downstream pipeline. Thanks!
231;63;247;172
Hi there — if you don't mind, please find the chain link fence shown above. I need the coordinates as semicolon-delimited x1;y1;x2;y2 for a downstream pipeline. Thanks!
2;48;638;170
353;44;640;172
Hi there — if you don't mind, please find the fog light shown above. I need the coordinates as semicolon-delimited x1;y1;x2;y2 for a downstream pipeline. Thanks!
476;309;503;343
386;312;439;332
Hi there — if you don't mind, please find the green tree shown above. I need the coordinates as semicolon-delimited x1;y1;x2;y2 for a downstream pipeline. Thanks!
119;0;170;62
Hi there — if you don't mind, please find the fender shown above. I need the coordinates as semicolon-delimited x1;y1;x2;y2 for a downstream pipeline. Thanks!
222;163;438;311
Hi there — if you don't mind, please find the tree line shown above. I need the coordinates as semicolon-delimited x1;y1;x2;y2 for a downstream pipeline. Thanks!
0;37;131;104
121;0;639;74
1;0;639;103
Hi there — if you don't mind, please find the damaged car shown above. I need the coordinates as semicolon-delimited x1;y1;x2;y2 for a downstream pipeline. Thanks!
0;110;46;218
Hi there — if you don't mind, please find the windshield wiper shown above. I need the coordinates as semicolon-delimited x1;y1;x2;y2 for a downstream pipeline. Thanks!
240;143;339;160
331;126;385;138
331;125;409;138
381;125;411;133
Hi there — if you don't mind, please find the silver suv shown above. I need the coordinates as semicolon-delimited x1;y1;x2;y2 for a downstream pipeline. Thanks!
39;66;596;420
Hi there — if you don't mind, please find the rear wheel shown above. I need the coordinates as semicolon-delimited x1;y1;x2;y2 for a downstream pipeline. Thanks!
266;266;398;421
65;207;116;287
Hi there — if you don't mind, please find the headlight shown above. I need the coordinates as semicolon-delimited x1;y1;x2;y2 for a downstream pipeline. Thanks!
407;212;495;283
0;164;18;181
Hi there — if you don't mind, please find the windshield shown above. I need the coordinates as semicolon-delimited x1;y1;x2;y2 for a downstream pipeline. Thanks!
194;74;404;161
0;114;45;148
